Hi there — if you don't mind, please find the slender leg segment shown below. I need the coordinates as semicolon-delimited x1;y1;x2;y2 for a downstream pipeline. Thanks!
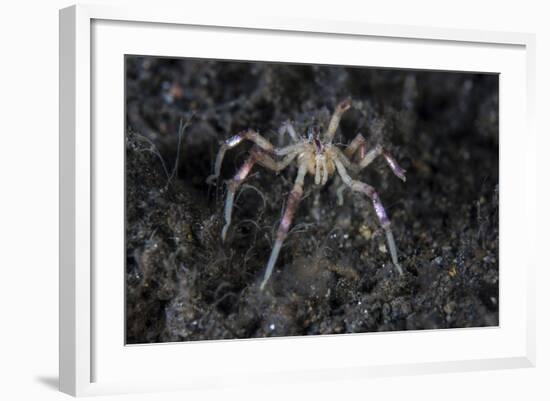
336;183;346;206
221;149;261;242
334;159;404;275
257;151;300;172
321;156;329;185
344;134;406;182
358;144;407;182
279;121;299;143
260;161;308;290
344;133;367;161
207;130;274;184
323;99;352;143
273;142;305;157
207;129;304;184
381;151;407;182
221;147;301;242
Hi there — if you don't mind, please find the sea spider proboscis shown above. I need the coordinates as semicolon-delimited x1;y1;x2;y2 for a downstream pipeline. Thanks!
207;99;406;290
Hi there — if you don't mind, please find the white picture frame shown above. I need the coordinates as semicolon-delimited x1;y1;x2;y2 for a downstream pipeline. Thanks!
59;3;536;397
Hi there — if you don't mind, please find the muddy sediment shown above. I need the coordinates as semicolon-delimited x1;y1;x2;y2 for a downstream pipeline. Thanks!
125;57;498;343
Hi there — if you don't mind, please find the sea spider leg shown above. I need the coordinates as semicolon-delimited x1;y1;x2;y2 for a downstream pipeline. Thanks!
349;137;406;183
260;160;309;290
278;121;299;143
257;151;300;172
334;158;404;275
221;148;300;242
221;149;260;241
344;133;367;161
344;134;406;181
207;129;274;184
207;129;302;184
331;148;354;202
335;176;347;206
321;156;329;185
323;99;352;143
273;142;305;157
343;134;406;181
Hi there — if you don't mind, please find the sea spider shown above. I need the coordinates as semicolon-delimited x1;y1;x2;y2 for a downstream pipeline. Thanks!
207;99;406;290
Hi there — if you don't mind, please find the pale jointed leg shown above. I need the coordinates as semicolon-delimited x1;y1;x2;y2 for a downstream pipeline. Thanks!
344;133;367;161
273;142;305;157
323;99;352;143
278;121;299;143
344;134;406;182
207;129;275;184
336;182;347;206
221;148;261;242
207;129;304;184
260;161;309;290
357;144;407;182
221;148;299;242
321;156;329;185
334;159;404;275
256;151;299;173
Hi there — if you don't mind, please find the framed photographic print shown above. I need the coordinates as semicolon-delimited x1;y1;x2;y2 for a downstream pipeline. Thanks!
59;4;536;396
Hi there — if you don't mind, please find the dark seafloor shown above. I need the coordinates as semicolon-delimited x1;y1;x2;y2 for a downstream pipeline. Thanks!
125;56;499;344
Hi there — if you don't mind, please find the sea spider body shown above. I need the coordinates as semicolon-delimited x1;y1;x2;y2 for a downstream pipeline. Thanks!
300;127;336;183
207;99;406;290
